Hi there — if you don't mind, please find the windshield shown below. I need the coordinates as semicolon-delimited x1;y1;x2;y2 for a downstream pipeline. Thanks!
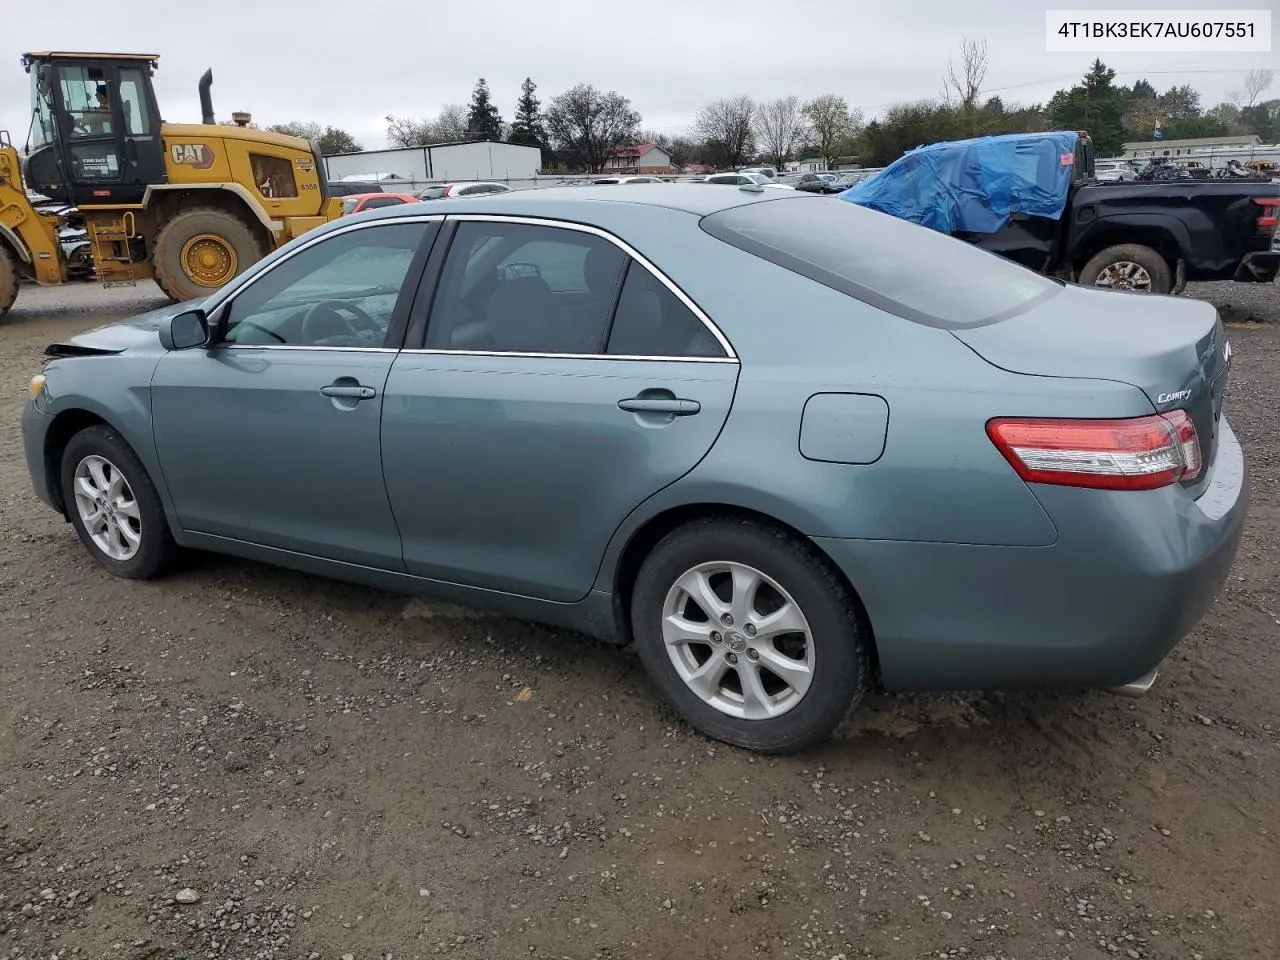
420;186;448;199
28;68;56;150
701;197;1062;329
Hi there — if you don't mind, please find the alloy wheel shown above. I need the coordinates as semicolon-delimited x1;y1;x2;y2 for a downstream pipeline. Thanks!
661;561;815;720
72;454;142;561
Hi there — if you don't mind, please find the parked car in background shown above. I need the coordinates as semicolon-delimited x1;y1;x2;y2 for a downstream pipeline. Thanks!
419;182;512;200
1095;159;1137;182
592;176;665;184
339;193;420;216
707;172;794;189
801;172;872;194
326;181;386;198
21;185;1247;754
739;166;779;180
778;173;835;188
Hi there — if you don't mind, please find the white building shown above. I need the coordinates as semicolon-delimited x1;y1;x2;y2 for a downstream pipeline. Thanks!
323;140;544;187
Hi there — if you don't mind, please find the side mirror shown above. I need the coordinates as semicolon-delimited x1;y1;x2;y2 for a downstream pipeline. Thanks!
160;309;210;350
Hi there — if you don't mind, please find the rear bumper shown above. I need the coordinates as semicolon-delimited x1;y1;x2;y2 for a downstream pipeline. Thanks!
814;416;1249;693
1232;250;1280;283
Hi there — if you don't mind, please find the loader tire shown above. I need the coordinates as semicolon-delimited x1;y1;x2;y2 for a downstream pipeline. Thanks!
152;207;264;303
0;245;18;320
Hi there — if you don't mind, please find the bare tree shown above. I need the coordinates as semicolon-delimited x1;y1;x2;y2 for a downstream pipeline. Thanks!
695;96;756;169
432;104;469;142
545;84;641;173
754;96;807;170
384;104;469;147
802;94;860;168
943;36;990;110
1229;68;1275;108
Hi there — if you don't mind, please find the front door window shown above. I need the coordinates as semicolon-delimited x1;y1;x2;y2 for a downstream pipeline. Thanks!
221;221;430;348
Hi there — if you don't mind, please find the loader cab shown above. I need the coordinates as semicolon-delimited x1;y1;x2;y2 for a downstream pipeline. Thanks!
22;52;166;206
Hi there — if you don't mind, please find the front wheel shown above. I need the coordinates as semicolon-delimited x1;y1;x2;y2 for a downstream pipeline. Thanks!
0;244;18;319
1078;243;1172;295
60;425;178;579
630;518;872;753
151;207;264;303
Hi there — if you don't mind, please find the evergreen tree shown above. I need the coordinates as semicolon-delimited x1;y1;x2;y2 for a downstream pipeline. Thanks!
509;77;548;149
465;78;504;141
1045;59;1125;154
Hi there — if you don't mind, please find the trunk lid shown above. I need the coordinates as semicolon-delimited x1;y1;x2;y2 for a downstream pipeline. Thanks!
952;285;1229;494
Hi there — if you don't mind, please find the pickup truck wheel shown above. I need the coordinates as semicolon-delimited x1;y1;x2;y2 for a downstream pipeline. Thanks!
1079;244;1172;295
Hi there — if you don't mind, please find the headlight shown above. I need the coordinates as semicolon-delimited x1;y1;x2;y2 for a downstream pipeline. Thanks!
29;374;47;400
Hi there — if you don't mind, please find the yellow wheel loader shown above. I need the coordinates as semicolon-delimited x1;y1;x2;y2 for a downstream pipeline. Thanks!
0;51;342;319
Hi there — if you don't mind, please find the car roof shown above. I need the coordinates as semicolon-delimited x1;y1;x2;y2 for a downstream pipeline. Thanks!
350;182;791;220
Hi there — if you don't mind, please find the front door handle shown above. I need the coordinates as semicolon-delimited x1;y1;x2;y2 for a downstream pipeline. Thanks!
618;396;700;416
320;384;376;400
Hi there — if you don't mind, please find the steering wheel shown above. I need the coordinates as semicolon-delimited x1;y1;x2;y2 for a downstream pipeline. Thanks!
300;299;382;344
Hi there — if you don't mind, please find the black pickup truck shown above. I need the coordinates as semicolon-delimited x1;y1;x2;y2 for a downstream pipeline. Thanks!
850;133;1280;295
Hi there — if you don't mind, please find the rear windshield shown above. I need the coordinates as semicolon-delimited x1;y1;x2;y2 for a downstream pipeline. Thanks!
420;187;448;199
700;197;1062;329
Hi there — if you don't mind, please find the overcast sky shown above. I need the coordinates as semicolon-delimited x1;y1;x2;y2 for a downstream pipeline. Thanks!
4;0;1273;152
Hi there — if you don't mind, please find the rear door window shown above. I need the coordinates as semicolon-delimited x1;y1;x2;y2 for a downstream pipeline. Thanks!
606;262;726;359
424;220;627;354
700;197;1061;329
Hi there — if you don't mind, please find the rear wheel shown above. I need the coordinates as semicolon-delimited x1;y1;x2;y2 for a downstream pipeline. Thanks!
1079;244;1172;295
0;244;18;320
630;518;872;753
60;425;178;580
152;207;264;302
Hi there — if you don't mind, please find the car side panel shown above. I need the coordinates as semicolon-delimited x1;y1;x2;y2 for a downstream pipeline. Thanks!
813;416;1248;690
27;352;188;533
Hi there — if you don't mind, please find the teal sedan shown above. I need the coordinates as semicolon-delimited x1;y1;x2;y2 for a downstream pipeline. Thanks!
22;185;1248;753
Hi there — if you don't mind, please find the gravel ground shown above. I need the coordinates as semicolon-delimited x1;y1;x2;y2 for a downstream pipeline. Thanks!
1;280;1278;960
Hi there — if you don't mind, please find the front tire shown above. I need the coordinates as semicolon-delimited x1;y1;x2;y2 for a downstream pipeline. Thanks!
60;425;177;579
152;207;264;303
630;518;872;753
0;244;18;319
1078;243;1172;295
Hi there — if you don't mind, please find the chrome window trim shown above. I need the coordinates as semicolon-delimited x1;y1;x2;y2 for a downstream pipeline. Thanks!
199;215;446;348
435;213;739;361
398;348;737;364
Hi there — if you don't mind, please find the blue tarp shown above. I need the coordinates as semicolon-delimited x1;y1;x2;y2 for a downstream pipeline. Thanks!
837;130;1079;235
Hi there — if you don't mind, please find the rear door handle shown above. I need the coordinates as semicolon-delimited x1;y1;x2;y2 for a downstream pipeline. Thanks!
320;384;376;399
618;397;700;415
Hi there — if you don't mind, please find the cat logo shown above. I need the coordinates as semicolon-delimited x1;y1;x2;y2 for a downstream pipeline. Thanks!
294;156;314;173
169;143;216;170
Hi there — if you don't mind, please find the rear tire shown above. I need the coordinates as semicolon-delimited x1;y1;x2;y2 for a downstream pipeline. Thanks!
630;518;872;753
152;206;264;303
60;425;178;580
0;244;18;320
1078;243;1172;295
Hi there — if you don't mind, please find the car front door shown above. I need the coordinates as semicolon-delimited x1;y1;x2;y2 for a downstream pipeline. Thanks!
150;217;438;569
380;216;741;602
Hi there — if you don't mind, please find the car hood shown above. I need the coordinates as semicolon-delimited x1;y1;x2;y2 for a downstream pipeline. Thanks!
44;298;207;358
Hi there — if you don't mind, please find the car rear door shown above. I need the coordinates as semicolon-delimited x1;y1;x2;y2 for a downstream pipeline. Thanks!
379;215;740;602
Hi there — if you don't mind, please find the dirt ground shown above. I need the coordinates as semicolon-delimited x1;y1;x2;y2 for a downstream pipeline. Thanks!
1;279;1278;960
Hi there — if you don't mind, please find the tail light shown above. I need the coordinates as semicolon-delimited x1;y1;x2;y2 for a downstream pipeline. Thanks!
987;410;1201;491
1254;197;1279;236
